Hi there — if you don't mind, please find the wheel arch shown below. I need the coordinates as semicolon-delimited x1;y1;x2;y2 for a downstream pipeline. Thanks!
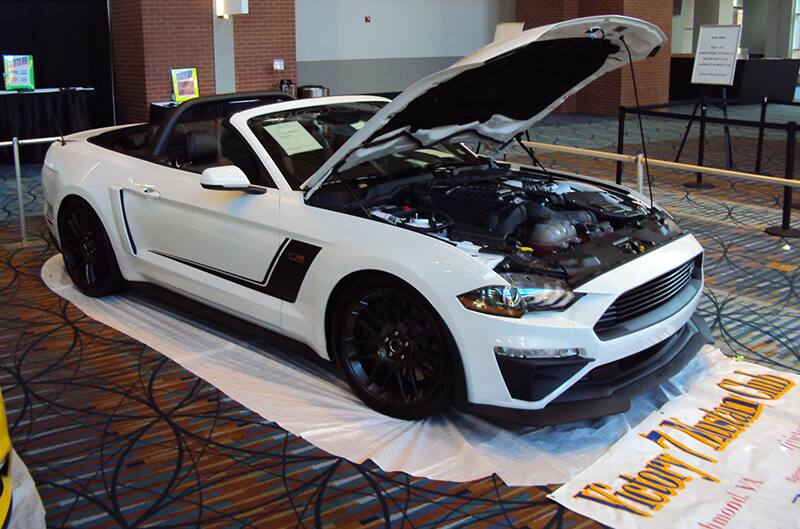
55;190;135;281
54;189;113;240
55;193;96;238
323;269;469;408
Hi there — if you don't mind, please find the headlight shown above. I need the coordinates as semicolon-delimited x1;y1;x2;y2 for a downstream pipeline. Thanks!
457;273;579;317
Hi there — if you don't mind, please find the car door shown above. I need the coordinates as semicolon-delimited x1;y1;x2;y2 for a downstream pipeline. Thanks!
120;160;285;330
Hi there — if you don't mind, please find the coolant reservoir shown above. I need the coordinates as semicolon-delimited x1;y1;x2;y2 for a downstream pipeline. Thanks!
529;220;580;255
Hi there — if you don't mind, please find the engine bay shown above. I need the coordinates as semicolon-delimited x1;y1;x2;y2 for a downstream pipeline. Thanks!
312;164;683;285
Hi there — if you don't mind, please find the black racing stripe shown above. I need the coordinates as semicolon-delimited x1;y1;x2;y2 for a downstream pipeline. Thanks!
149;251;273;296
149;237;321;303
119;190;137;255
263;240;322;303
152;237;288;285
264;238;290;283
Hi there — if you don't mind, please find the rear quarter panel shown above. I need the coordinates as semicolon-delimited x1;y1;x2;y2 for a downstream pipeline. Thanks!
42;134;148;282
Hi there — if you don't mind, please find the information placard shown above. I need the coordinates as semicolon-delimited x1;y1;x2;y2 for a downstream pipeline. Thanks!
691;25;741;86
171;67;199;102
263;121;323;156
3;55;35;90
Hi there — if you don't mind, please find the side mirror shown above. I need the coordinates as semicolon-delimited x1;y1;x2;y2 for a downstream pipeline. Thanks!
200;166;265;194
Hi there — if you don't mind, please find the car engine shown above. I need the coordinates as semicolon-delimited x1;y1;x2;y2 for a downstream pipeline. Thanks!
314;164;682;284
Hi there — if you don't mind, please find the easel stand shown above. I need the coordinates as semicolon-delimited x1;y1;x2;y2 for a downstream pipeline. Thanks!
679;86;735;190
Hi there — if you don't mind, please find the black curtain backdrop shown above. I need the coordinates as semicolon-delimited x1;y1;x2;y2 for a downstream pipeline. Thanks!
0;0;114;128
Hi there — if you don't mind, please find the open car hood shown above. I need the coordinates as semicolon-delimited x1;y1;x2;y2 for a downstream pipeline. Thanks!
301;15;665;194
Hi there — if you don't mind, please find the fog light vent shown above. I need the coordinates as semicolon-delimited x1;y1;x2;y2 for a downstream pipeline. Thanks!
45;202;55;225
493;347;583;359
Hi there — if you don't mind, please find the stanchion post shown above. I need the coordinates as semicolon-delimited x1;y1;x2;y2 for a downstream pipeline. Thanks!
684;94;714;189
698;94;706;185
720;86;734;169
674;101;699;163
635;153;644;195
755;96;767;174
12;137;28;245
765;121;800;238
616;106;625;185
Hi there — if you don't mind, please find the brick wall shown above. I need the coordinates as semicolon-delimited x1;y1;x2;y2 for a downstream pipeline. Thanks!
110;0;297;123
109;0;147;124
234;0;297;92
515;0;579;27
109;0;215;123
514;0;671;116
140;0;216;107
618;0;673;110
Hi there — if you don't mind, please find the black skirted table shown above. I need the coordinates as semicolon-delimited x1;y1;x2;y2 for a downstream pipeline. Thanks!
0;87;93;163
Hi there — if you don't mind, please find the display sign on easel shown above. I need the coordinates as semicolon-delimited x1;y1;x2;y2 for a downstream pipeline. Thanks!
680;24;742;186
691;25;741;86
170;68;199;102
2;54;35;90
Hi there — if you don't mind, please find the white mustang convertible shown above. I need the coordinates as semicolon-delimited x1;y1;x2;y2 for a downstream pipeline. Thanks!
42;15;710;424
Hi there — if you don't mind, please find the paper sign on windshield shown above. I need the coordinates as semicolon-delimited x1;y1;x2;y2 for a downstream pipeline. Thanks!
264;121;323;156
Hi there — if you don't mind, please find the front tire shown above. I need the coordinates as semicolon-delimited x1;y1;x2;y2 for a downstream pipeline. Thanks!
331;276;455;420
58;199;125;297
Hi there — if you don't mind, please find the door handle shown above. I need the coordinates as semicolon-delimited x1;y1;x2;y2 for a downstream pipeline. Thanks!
136;186;161;200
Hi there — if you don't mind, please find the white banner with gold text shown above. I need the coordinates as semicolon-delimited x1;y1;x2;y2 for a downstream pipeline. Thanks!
550;354;800;529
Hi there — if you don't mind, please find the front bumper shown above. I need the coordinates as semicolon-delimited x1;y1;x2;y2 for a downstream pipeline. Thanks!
459;313;712;425
442;234;707;424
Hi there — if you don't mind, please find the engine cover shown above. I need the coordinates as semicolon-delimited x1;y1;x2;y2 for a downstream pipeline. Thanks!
563;191;648;221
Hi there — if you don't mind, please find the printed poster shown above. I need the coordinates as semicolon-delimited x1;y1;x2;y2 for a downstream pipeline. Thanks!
550;354;800;528
3;55;35;90
171;67;199;102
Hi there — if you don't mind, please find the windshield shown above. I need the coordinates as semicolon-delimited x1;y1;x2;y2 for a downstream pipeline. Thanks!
247;101;476;189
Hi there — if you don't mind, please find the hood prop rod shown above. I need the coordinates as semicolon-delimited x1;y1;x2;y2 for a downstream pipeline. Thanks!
619;33;656;211
516;131;554;181
337;170;373;219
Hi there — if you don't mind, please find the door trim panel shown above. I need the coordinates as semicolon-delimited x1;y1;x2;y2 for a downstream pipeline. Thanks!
149;238;320;303
118;189;138;255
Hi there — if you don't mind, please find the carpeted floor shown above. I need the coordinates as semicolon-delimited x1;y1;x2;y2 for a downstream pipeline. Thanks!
0;108;798;528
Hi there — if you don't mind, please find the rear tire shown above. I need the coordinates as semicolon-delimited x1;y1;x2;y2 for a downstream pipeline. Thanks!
331;275;455;420
58;199;125;297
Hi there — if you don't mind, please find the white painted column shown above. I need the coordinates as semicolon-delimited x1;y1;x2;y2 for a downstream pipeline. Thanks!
213;16;236;94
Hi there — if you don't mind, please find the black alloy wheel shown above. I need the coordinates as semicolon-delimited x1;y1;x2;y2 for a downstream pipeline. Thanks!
332;276;455;420
58;199;125;297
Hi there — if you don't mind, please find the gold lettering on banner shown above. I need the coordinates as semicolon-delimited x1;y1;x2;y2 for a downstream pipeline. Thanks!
640;430;718;462
656;395;763;452
573;453;718;517
717;371;795;400
571;370;796;518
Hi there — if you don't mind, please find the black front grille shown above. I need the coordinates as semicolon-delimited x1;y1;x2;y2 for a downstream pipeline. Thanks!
595;257;699;335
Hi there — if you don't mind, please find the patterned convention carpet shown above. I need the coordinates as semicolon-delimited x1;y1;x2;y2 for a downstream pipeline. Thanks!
0;107;798;528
